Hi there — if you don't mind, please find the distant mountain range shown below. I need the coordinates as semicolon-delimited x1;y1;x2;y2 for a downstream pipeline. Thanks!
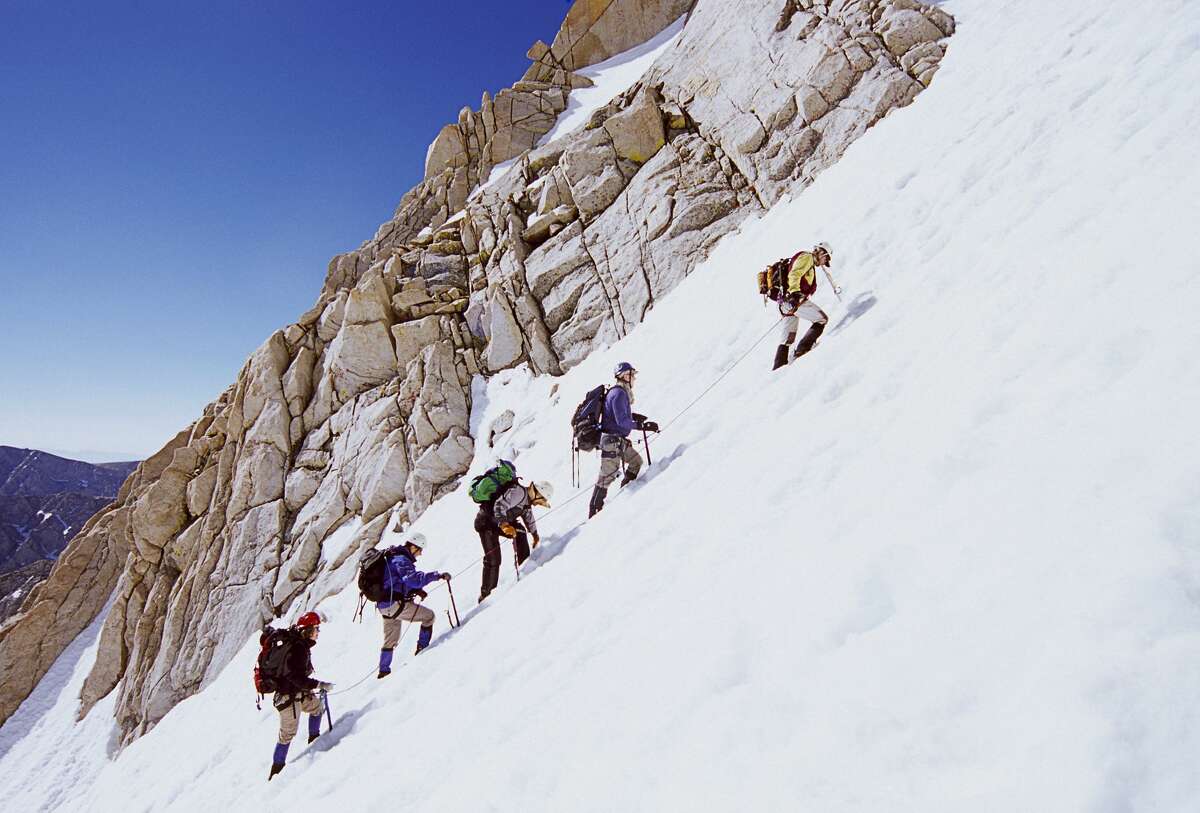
0;447;138;619
0;560;53;623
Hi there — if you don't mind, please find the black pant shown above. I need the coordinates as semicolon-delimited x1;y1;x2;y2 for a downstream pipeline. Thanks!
475;507;529;597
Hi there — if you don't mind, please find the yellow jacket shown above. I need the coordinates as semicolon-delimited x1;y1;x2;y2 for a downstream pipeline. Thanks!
787;252;817;296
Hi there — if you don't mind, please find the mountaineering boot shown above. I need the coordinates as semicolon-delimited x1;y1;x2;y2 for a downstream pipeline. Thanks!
269;742;289;781
588;486;608;518
308;733;320;744
414;625;433;655
772;343;790;370
478;588;491;604
378;647;394;679
793;322;825;359
620;470;637;487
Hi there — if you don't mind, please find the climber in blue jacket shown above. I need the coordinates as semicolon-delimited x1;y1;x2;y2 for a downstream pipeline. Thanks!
375;533;450;677
589;362;659;517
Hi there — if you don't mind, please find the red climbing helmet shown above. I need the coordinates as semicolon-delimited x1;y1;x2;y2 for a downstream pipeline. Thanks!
295;611;322;628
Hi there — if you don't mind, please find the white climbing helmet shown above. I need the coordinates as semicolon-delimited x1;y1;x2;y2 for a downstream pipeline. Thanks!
405;532;428;550
814;241;833;264
529;480;554;508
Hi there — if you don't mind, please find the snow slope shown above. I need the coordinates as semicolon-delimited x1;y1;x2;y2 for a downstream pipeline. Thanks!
4;0;1200;809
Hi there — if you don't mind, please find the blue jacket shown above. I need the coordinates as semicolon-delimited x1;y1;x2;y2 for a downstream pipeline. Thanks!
600;385;636;437
377;549;441;609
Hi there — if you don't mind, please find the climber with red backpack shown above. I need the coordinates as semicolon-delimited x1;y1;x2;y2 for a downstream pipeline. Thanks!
469;459;553;603
254;611;332;781
759;242;841;369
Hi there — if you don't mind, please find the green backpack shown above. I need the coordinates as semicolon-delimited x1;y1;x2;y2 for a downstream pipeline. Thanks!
469;460;517;503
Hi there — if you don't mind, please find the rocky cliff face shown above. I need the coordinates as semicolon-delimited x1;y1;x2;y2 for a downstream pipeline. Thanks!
0;0;953;740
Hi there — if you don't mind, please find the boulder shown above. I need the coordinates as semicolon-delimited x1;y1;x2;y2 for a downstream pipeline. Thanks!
185;465;218;517
523;205;579;244
560;128;629;222
879;8;945;56
392;314;445;372
601;90;667;164
482;293;525;371
425;123;467;179
327;322;397;402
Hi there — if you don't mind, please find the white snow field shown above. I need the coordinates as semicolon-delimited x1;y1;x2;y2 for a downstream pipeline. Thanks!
4;0;1200;809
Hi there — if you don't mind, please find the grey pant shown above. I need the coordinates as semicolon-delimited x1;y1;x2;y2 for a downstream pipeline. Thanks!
597;434;643;488
276;691;323;744
381;601;435;649
779;298;828;343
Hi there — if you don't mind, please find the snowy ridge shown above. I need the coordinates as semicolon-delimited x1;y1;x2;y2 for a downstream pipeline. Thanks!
3;0;1200;809
538;14;687;146
471;14;685;199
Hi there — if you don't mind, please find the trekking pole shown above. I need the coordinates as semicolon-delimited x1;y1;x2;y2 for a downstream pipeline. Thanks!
446;579;461;628
641;427;653;466
821;267;843;302
321;689;333;733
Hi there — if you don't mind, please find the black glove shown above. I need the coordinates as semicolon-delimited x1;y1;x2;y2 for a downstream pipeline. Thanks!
641;420;659;433
632;413;647;425
440;572;452;581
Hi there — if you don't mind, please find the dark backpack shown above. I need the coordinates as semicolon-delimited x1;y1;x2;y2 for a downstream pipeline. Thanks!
358;546;400;602
254;626;305;696
469;460;517;503
571;385;608;452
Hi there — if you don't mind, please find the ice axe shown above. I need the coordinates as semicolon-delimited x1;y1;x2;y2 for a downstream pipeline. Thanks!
821;266;843;302
445;578;461;628
641;427;653;466
321;689;332;733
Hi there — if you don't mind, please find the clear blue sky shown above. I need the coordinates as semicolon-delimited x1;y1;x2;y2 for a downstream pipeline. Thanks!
0;1;567;461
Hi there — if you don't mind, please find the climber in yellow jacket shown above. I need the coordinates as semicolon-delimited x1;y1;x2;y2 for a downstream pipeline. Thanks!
758;242;839;369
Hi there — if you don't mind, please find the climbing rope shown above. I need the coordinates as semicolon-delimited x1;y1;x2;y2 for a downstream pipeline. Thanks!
416;316;784;591
324;318;782;698
327;620;411;695
659;317;782;432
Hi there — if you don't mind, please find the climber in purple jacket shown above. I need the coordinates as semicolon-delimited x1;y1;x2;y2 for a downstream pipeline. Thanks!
589;362;659;517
